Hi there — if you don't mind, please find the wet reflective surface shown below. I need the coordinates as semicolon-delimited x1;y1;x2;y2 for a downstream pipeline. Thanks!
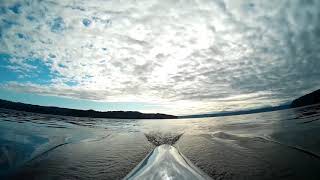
1;104;320;179
125;144;212;180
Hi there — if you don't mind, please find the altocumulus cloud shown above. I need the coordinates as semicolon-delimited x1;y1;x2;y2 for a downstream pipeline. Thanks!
0;0;320;114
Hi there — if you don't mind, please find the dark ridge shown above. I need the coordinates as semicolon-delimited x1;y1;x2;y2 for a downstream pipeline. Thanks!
0;99;177;119
291;89;320;108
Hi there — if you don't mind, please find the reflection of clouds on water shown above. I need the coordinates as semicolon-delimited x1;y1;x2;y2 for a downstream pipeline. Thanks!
0;126;49;176
1;105;320;179
271;104;320;156
0;110;108;177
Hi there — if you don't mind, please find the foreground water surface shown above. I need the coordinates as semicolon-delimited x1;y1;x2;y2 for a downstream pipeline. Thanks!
1;104;320;180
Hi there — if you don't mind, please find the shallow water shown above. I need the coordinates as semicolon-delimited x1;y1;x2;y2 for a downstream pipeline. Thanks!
0;104;320;180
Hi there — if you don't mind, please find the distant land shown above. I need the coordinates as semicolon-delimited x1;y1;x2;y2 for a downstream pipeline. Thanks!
0;89;319;119
0;99;177;119
179;104;291;119
291;89;320;108
181;89;320;119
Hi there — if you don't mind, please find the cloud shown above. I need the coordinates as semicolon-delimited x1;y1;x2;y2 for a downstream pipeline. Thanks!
0;0;320;114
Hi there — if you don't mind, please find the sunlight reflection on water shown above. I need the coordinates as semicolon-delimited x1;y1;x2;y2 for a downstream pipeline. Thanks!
0;105;320;179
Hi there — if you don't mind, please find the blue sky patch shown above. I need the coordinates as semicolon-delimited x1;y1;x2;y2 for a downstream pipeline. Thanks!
0;54;19;83
0;54;54;85
26;15;36;22
16;33;28;40
8;3;22;14
0;6;6;15
1;19;19;29
65;81;78;86
82;18;91;27
50;17;65;33
24;58;54;85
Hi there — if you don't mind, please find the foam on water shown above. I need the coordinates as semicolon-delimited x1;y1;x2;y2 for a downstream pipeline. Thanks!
123;132;211;180
144;132;183;146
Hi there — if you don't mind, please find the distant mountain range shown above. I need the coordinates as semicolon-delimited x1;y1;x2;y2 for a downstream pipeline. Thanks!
291;89;320;108
0;89;319;119
0;99;177;119
181;89;320;119
179;104;291;119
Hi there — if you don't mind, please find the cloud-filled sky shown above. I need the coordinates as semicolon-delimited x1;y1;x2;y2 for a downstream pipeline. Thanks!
0;0;320;115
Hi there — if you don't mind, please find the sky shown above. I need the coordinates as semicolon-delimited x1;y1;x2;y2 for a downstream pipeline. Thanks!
0;0;320;115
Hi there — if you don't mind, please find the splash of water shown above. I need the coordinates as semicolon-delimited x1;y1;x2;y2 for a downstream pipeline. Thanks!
124;132;211;180
124;144;212;180
144;132;183;146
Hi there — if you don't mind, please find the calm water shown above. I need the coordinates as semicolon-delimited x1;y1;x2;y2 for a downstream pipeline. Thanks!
1;105;320;180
